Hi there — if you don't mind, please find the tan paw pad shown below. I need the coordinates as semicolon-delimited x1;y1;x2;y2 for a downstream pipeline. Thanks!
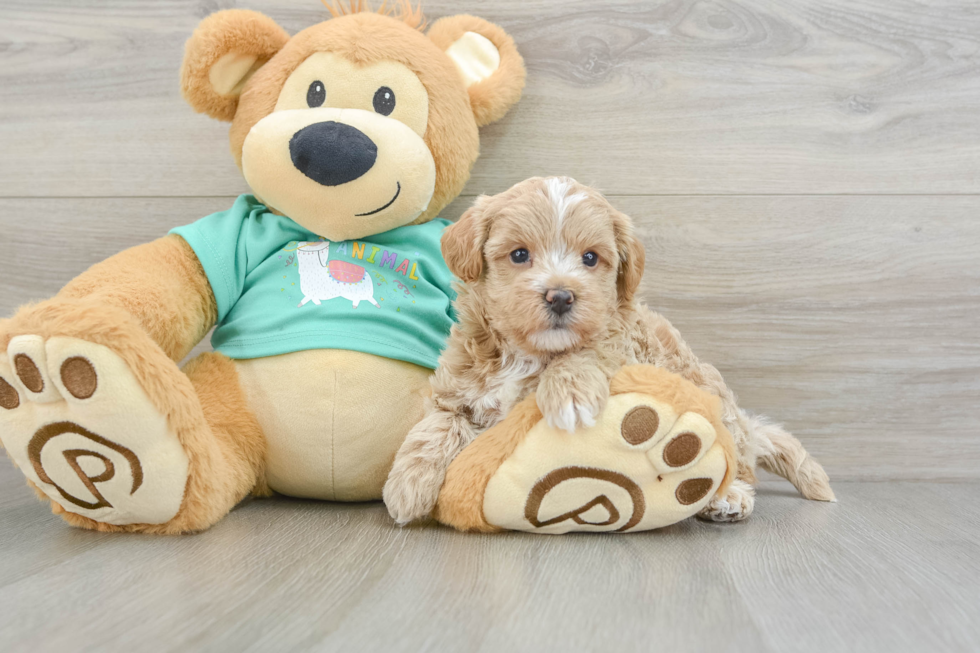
0;375;19;410
646;411;718;475
7;336;61;403
60;357;98;399
676;478;714;505
620;406;659;445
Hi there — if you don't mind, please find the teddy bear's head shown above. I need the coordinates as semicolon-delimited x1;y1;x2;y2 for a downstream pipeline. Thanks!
181;2;525;241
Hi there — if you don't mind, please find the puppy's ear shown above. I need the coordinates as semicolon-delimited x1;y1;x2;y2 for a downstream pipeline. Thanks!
427;15;526;127
181;10;290;122
442;196;492;283
613;210;646;306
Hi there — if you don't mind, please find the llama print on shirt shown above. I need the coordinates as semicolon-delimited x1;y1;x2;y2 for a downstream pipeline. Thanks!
295;241;379;309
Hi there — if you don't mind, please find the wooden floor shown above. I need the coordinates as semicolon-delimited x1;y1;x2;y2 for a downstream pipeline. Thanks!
1;464;978;652
1;1;979;651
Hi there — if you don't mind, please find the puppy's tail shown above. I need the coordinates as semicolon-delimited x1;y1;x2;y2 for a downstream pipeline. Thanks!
748;414;836;502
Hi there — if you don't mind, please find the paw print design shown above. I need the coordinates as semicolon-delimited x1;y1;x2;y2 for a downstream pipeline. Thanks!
0;336;188;525
435;365;735;534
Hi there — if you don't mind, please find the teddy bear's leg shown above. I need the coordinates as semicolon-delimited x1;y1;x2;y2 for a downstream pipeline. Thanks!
0;328;265;533
0;235;266;533
180;352;270;509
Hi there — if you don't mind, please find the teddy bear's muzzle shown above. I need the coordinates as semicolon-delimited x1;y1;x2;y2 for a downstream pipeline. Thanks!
241;107;436;242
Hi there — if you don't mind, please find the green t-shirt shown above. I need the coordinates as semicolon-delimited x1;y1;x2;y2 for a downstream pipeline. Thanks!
171;195;455;369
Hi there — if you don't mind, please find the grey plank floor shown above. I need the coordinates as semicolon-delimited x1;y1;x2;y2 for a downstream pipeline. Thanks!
1;464;978;652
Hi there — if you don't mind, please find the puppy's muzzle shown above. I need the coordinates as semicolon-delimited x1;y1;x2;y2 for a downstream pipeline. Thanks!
545;288;575;317
289;121;377;186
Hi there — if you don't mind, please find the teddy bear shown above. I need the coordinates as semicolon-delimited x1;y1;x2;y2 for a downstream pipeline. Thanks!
0;2;526;533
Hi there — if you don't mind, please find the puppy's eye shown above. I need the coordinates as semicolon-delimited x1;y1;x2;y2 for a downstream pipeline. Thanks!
582;251;599;267
373;86;396;116
510;248;530;264
307;81;326;108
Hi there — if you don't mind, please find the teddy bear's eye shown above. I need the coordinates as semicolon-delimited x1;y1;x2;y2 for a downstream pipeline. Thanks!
307;81;326;108
373;86;396;116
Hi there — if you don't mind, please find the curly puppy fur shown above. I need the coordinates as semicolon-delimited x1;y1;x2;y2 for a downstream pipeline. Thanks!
384;176;835;524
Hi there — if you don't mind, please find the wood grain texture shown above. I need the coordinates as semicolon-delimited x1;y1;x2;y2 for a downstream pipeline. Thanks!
0;461;978;653
1;0;980;196
2;195;977;481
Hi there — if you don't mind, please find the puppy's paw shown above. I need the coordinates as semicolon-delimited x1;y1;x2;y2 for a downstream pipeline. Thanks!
536;375;607;433
697;479;755;522
383;460;446;525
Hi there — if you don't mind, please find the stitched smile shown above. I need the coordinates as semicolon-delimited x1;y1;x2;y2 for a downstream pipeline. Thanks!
355;182;401;216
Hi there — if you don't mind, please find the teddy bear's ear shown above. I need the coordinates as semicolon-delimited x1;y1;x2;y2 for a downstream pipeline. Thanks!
181;10;290;122
427;15;526;127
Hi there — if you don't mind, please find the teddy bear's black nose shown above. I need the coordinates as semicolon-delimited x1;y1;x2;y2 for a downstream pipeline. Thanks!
289;121;378;186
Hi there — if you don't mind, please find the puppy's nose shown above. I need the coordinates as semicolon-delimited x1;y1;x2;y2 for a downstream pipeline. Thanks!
545;289;575;316
289;121;378;186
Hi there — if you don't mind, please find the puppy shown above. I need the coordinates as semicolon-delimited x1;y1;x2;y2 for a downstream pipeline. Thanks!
383;176;835;524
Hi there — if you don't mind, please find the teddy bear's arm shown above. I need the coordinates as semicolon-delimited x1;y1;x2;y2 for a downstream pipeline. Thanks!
56;234;218;362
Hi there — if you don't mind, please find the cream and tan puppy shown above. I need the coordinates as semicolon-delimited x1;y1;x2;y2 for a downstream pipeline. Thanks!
383;176;835;524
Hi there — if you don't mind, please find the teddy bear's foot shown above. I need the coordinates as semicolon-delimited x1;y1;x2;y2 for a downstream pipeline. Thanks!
0;336;189;525
482;393;729;533
435;365;738;534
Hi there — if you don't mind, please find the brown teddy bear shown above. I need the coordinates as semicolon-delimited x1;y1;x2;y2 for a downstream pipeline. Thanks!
0;2;525;533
